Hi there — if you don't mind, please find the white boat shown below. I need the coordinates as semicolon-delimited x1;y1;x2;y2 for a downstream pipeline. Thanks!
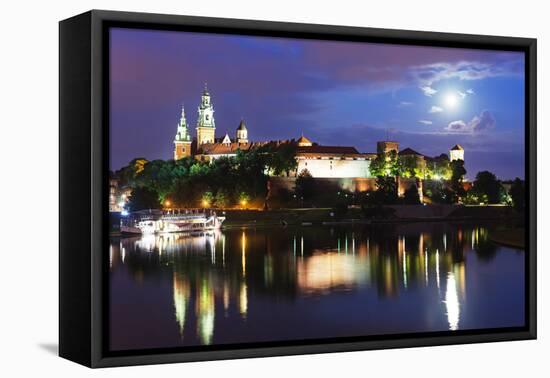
120;209;225;235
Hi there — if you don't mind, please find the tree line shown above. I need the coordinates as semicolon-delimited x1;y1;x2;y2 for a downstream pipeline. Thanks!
115;143;297;211
114;145;525;212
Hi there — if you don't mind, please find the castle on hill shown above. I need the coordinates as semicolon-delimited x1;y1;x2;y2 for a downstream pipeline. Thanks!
173;85;464;179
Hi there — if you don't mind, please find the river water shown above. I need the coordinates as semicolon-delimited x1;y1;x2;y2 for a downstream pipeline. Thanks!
108;222;525;352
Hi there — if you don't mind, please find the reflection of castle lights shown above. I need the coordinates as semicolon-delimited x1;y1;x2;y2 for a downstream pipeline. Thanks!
109;245;113;269
173;273;190;337
222;234;226;267
196;280;215;345
223;282;230;312
241;231;246;277
402;237;408;289
445;272;460;331
135;234;156;253
298;252;368;293
435;249;440;289
425;250;429;285
209;233;216;264
239;283;248;318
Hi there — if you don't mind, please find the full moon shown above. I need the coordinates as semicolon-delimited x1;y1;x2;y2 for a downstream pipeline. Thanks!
443;92;459;109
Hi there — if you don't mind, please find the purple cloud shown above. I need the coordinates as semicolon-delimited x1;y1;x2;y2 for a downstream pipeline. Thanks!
445;110;496;134
411;59;523;86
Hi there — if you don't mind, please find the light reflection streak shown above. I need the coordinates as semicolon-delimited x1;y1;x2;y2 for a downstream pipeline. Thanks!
222;234;226;267
173;273;190;337
402;237;408;289
241;231;246;277
435;249;440;290
444;272;460;331
425;250;428;285
196;279;215;345
239;283;248;318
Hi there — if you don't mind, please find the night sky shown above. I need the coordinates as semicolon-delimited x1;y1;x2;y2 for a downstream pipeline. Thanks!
109;27;525;180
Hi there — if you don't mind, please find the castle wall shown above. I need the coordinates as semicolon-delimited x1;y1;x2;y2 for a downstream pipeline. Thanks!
269;176;377;195
296;157;371;178
397;177;423;202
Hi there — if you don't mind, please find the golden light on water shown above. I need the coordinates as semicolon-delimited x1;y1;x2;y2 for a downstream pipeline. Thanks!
173;273;190;337
239;283;248;318
196;280;215;345
241;231;246;277
297;252;368;294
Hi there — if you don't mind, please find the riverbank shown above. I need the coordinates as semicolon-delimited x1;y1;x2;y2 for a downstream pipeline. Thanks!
109;205;522;235
221;205;521;228
489;228;525;249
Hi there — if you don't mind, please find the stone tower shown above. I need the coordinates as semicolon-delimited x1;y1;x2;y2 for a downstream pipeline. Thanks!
196;84;216;145
173;105;192;160
449;144;464;161
236;119;248;144
377;141;399;155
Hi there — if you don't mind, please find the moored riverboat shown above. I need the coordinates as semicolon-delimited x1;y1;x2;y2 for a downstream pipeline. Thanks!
120;209;225;235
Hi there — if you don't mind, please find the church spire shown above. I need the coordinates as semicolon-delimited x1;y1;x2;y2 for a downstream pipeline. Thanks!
173;104;192;160
174;104;191;142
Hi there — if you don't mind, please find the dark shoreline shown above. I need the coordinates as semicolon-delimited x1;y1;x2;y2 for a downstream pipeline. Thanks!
110;205;523;237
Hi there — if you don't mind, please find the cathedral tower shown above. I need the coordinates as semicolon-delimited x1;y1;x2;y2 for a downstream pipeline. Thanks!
236;119;248;144
196;84;216;145
173;105;192;160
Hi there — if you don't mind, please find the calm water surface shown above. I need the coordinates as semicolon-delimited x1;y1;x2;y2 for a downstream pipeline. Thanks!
109;222;525;351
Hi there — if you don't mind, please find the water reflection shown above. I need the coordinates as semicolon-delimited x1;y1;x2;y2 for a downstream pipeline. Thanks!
109;223;525;351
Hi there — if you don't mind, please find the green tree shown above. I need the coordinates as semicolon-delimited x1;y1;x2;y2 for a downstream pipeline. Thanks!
370;150;399;177
115;158;149;188
214;189;231;208
126;187;160;212
398;155;417;178
449;159;467;203
431;155;452;180
375;176;398;204
425;180;454;204
201;191;214;207
403;185;421;204
510;178;525;212
295;169;315;205
473;171;504;204
263;143;298;177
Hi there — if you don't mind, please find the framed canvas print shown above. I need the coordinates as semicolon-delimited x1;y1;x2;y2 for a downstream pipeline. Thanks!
59;10;536;368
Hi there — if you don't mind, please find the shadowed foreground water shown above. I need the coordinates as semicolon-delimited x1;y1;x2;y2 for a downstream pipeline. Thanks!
109;222;525;351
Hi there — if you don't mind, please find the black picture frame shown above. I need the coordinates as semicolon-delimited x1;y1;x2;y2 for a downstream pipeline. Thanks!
59;9;537;368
